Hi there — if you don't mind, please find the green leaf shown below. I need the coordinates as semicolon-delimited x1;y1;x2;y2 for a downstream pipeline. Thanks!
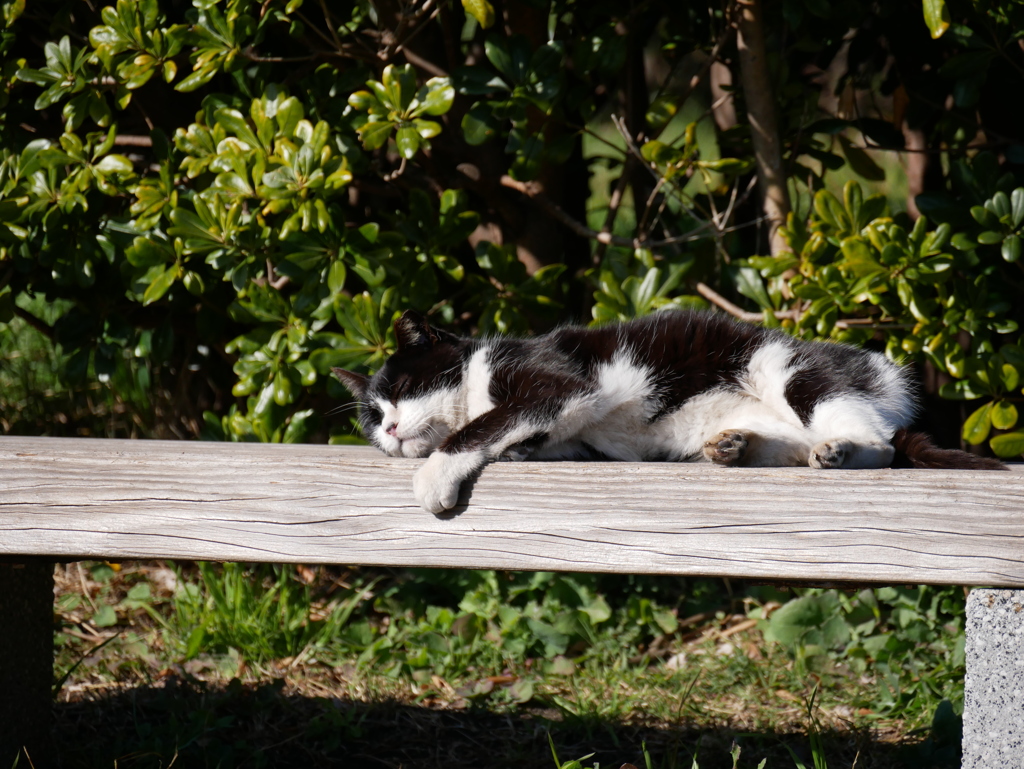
939;379;987;400
483;37;512;79
508;678;534;703
950;232;975;251
991;431;1024;458
215;108;261;149
143;264;179;305
641;140;684;166
733;265;772;311
962;401;993;445
462;0;496;28
327;260;346;293
462;103;499;145
282;409;316;443
348;90;382;113
839;236;884;277
168;207;221;243
356;120;394;151
813;189;843;230
1002;234;1021;263
92;605;118;628
970;205;998;228
126;236;173;268
175;63;218;92
411;118;441;139
992;401;1018;430
1012;188;1024;228
764;594;841;647
1001;362;1020;392
923;0;950;39
395;124;421;159
415;77;455;116
94;154;134;175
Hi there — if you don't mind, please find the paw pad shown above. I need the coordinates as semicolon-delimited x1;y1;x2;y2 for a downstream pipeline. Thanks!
704;431;748;465
810;442;846;469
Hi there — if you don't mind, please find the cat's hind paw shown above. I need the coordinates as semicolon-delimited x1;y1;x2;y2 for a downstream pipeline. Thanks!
413;451;485;513
809;440;851;469
703;430;748;465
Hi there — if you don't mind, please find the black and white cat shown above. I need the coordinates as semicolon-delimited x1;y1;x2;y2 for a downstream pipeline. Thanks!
335;309;1004;513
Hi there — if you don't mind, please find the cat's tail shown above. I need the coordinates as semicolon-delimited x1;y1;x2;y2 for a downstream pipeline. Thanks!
891;428;1008;470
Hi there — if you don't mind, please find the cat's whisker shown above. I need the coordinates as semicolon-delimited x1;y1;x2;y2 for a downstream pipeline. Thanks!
324;402;363;417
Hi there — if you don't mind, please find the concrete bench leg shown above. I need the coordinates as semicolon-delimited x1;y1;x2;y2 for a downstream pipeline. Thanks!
963;588;1024;768
0;561;54;767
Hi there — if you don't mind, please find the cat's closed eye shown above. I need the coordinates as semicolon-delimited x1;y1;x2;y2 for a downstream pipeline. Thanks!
390;376;410;404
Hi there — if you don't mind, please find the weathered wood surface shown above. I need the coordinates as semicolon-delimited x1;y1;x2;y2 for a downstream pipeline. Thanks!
1;436;1022;586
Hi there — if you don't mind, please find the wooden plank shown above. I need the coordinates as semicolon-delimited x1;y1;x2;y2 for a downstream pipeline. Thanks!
1;436;1022;586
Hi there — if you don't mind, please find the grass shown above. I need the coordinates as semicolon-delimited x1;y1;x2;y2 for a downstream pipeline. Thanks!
47;561;965;768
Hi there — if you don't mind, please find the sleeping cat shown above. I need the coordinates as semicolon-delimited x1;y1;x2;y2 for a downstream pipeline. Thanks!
334;309;1005;513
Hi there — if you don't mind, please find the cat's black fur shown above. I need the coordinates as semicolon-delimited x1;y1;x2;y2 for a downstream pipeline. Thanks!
335;309;1005;513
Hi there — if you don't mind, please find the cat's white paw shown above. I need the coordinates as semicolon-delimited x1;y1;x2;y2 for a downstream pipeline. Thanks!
413;451;485;513
809;439;852;468
703;430;749;465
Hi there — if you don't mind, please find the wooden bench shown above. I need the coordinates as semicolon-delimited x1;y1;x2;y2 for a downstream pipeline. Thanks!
2;436;1022;768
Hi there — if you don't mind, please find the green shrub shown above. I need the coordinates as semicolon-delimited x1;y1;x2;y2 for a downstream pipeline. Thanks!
3;0;1024;452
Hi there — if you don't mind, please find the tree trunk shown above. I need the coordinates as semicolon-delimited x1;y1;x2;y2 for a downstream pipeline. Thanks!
736;0;791;256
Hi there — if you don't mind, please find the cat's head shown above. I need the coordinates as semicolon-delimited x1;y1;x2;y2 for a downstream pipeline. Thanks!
333;310;465;458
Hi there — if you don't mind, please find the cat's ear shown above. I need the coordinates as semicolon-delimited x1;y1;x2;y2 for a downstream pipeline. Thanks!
332;368;370;399
394;309;455;350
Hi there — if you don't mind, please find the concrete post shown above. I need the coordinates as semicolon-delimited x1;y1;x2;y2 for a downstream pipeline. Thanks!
963;588;1024;768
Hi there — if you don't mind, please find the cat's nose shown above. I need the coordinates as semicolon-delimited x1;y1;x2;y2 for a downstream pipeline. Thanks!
385;422;398;437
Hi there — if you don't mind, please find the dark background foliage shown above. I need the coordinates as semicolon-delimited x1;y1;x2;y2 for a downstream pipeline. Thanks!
2;0;1024;455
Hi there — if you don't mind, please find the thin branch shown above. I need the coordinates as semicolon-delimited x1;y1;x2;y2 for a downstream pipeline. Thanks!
400;46;447;77
696;282;915;330
499;175;759;249
592;159;633;267
266;259;290;290
113;135;153;147
317;0;346;52
382;156;408;182
696;281;776;322
241;48;317;64
393;2;440;56
636;175;671;241
611;114;703;221
569;123;629;159
14;306;55;339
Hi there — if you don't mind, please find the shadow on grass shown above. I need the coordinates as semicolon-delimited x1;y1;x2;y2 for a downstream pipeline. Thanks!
51;677;961;769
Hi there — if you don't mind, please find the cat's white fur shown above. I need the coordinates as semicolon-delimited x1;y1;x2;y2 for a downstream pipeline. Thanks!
413;450;485;512
407;336;909;512
373;387;458;459
464;347;494;420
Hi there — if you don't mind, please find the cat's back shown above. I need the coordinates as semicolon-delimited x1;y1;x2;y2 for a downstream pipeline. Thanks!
540;309;776;388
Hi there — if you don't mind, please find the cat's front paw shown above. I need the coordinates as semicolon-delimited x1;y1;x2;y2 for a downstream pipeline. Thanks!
412;451;485;513
703;430;748;465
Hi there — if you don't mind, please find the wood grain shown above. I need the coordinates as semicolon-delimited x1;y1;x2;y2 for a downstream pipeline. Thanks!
1;436;1022;586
